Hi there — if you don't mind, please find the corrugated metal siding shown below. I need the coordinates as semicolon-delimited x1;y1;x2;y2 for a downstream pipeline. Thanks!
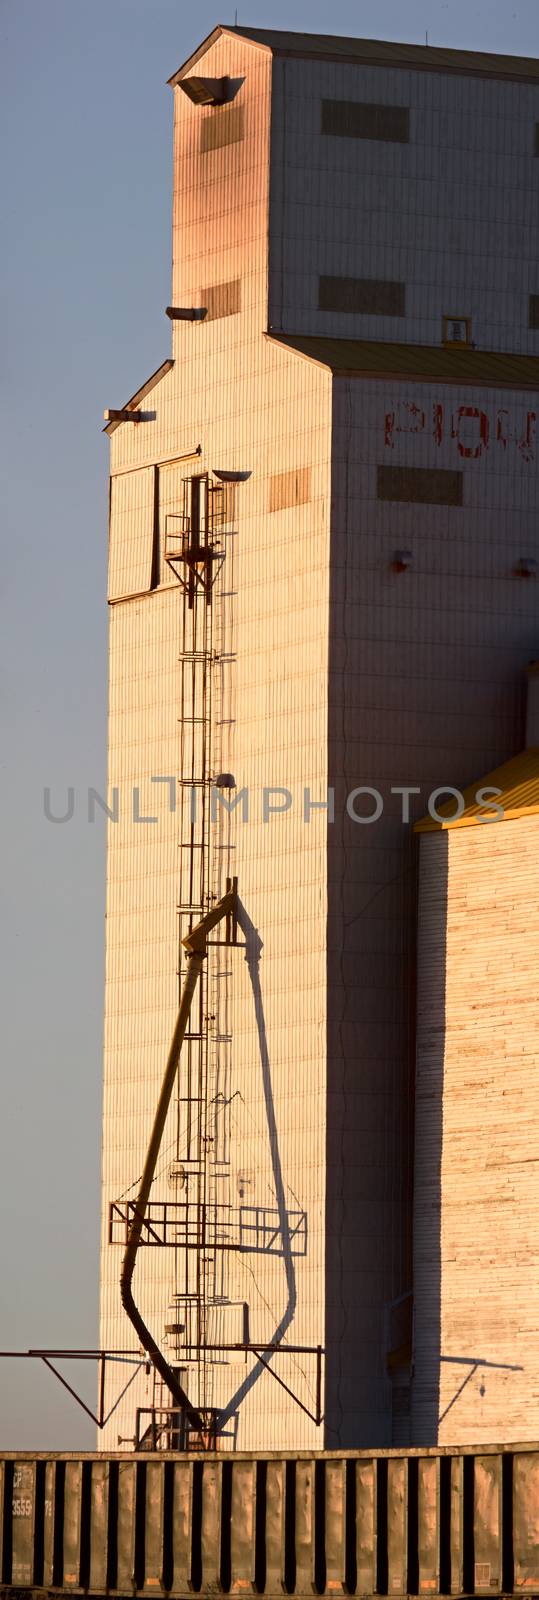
202;278;242;319
321;98;410;143
100;587;185;1446
413;817;539;1443
200;103;245;152
269;55;539;352
102;32;333;1451
269;465;311;510
377;463;463;503
108;468;155;600
319;276;405;317
326;371;538;1446
102;27;539;1458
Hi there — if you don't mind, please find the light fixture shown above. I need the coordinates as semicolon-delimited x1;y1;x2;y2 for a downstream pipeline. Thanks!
212;469;251;482
166;306;207;321
213;773;236;789
391;549;413;572
103;408;141;424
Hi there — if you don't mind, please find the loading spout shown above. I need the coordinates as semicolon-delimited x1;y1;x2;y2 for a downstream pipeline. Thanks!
119;882;238;1438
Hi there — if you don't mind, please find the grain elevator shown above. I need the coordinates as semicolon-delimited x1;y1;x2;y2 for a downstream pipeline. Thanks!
100;25;539;1452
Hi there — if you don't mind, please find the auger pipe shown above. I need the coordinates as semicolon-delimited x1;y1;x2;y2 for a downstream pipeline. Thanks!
120;886;237;1435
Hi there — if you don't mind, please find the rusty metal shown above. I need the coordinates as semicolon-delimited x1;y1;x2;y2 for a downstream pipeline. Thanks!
1;1446;538;1596
0;1352;145;1431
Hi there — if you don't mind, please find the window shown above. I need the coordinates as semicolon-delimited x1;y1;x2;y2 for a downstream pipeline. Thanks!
321;98;409;143
377;465;463;506
319;275;405;316
442;315;471;346
269;466;311;511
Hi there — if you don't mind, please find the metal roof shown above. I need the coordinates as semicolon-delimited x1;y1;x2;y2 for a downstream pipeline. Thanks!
103;360;174;436
268;335;539;393
415;747;539;832
170;24;539;87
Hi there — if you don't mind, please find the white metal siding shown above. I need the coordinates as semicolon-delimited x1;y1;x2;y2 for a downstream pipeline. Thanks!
326;372;538;1445
108;468;155;600
269;56;539;353
100;27;539;1454
101;293;332;1451
413;815;539;1443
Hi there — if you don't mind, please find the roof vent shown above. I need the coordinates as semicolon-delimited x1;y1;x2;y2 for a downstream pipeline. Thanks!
179;76;228;106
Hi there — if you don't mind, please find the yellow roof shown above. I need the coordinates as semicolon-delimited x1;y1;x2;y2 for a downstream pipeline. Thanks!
415;747;539;832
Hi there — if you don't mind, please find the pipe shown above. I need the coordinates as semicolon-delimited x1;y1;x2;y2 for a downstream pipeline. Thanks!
119;886;236;1436
120;950;205;1430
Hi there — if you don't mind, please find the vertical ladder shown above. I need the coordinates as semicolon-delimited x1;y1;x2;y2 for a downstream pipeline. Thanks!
167;474;226;1424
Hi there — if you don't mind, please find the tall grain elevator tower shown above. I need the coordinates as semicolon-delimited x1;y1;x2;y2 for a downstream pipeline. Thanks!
100;25;539;1451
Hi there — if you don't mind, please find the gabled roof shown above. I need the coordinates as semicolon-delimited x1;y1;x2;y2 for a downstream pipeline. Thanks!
415;747;539;832
169;24;539;87
267;335;539;393
103;359;174;436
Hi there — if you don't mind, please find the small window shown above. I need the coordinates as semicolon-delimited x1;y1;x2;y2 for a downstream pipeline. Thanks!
319;275;405;316
321;99;409;144
442;316;471;347
534;123;539;155
529;295;539;329
377;465;463;506
269;466;311;512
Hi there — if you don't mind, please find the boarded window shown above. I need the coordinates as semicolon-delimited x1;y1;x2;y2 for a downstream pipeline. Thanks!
321;98;409;143
269;466;311;512
200;104;244;153
319;275;405;316
377;465;463;506
202;279;241;320
157;462;188;588
529;294;539;328
108;466;155;600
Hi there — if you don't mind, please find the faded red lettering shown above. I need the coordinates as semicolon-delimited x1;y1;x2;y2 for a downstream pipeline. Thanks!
452;405;489;459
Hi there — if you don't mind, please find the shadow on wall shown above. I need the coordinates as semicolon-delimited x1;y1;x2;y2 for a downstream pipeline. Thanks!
324;789;418;1449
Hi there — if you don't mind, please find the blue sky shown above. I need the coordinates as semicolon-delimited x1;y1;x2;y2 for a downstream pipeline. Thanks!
2;0;539;1447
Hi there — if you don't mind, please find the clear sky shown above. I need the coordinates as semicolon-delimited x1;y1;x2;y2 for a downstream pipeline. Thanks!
2;0;539;1449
